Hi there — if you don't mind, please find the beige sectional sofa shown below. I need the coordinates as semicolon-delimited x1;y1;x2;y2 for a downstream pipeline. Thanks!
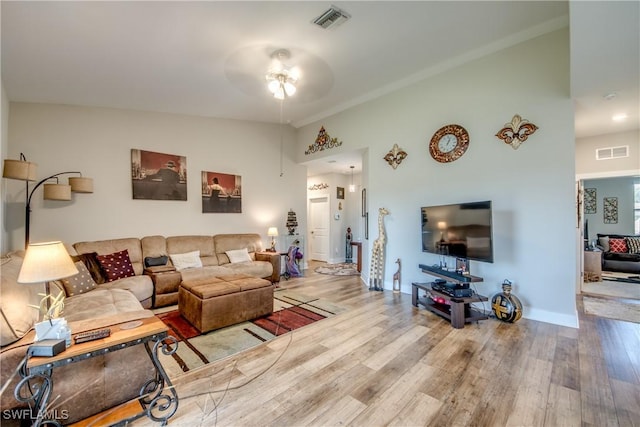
0;233;279;425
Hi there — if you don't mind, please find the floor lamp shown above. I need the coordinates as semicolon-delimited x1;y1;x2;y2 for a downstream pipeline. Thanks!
3;153;93;249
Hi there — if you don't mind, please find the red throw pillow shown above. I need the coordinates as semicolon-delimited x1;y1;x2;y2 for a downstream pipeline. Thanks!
608;238;628;253
96;249;136;282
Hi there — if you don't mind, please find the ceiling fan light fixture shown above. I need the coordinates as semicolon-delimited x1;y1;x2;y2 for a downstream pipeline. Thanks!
266;49;299;100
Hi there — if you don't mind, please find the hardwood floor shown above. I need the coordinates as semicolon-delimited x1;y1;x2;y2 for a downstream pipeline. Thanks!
124;263;639;427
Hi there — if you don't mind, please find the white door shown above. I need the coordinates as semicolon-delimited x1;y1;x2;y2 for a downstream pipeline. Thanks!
309;197;330;261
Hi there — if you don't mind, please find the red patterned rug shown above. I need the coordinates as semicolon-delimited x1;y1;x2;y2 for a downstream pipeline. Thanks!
157;305;325;341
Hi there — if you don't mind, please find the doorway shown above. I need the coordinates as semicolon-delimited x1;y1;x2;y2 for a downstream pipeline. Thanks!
309;197;330;262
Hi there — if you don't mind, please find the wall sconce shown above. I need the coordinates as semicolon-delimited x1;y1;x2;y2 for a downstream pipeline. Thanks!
3;153;93;248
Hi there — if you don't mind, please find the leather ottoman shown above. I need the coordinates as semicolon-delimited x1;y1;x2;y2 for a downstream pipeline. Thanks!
178;274;273;333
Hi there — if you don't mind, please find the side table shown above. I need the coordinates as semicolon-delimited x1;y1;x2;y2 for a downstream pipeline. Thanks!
15;316;179;426
583;250;602;282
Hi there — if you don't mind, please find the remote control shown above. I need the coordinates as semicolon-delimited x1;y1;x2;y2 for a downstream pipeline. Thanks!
74;328;111;344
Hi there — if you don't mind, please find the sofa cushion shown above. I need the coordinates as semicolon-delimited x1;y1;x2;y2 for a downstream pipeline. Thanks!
166;235;218;267
74;237;144;275
170;250;204;271
63;288;144;322
96;274;154;303
60;261;97;296
224;260;273;279
214;233;263;265
598;236;610;252
0;252;45;346
72;252;107;284
603;252;640;262
609;238;628;253
226;248;252;263
625;236;640;254
97;249;136;282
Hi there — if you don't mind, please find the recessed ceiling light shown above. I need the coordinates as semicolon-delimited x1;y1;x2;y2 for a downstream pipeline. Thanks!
604;92;617;101
612;113;628;122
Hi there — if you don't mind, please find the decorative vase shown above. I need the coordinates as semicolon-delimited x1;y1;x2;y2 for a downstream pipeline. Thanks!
491;280;522;323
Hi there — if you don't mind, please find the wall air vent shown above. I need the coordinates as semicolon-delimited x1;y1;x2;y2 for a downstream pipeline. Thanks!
313;6;350;29
596;146;629;160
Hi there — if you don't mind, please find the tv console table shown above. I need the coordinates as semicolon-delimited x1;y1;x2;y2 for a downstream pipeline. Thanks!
414;264;488;328
412;283;488;328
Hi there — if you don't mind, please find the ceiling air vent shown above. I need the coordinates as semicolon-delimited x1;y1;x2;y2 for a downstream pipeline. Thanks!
313;6;350;29
596;145;629;160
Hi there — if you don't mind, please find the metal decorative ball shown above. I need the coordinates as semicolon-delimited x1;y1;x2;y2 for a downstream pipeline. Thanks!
491;279;523;323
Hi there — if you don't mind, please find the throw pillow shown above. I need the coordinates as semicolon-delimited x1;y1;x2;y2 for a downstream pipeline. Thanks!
169;250;203;271
96;249;136;282
144;255;169;268
71;252;107;284
226;248;252;263
597;236;610;252
60;261;97;297
608;238;628;253
625;236;640;254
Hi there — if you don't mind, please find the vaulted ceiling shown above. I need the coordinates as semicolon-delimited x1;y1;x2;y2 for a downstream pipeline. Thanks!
2;2;638;175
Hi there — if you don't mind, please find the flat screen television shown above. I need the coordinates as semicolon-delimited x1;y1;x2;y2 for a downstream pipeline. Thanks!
421;200;494;263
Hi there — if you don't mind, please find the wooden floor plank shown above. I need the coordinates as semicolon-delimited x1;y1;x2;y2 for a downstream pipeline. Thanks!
86;262;639;427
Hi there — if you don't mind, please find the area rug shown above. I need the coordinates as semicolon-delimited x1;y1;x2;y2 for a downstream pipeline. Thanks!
583;295;640;324
314;262;360;276
156;290;347;378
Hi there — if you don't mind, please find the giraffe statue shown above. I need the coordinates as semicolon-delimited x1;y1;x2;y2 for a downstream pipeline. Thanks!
392;258;401;293
369;207;389;291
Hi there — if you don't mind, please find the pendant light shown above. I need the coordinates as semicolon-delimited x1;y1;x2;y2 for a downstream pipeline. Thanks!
349;165;355;192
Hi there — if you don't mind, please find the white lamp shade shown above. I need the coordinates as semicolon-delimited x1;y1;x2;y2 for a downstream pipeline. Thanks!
437;221;447;230
283;82;296;96
69;176;93;193
3;159;38;181
43;183;72;200
18;241;78;283
268;227;279;237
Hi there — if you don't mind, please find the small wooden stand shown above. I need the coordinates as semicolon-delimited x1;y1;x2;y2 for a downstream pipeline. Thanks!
412;282;488;328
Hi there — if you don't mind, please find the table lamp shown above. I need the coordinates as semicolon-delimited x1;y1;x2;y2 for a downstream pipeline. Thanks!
267;227;278;252
18;241;78;338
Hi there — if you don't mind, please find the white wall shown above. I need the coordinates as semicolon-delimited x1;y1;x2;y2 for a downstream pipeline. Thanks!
297;29;578;327
4;103;307;250
583;176;637;238
576;130;640;177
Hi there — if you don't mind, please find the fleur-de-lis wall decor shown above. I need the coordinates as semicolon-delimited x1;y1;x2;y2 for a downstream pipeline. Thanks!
495;114;538;149
383;143;408;169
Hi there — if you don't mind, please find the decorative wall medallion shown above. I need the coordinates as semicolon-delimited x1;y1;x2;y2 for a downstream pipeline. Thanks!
383;143;408;169
305;126;343;155
603;197;618;224
429;124;469;163
308;183;329;190
495;114;538;149
584;188;596;214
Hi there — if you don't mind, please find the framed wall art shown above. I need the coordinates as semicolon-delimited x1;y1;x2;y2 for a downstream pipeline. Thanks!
337;186;345;200
603;197;618;224
201;171;242;213
131;149;187;200
584;188;596;214
362;188;366;217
